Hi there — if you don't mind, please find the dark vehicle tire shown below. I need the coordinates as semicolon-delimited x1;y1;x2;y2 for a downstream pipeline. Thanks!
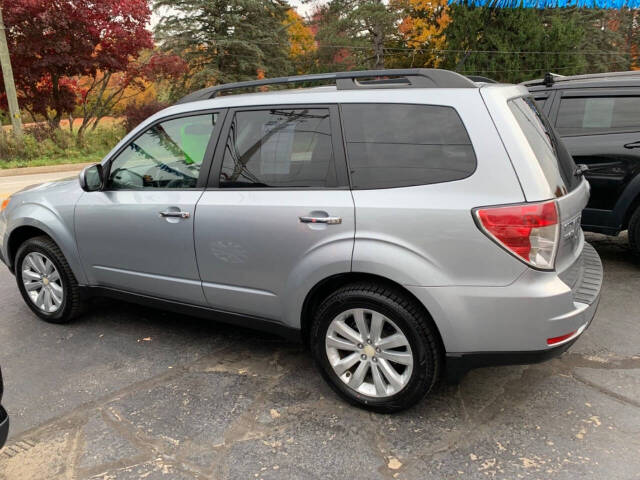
629;207;640;257
15;236;84;324
310;282;442;413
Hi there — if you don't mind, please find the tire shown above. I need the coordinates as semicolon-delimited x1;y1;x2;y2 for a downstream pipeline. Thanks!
310;282;442;413
15;236;84;324
629;206;640;258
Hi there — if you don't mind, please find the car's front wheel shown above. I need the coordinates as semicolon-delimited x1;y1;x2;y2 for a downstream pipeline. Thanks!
15;236;84;323
310;283;442;413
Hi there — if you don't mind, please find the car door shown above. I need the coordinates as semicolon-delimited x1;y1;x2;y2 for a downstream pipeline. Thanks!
75;110;225;305
552;88;640;216
194;105;354;322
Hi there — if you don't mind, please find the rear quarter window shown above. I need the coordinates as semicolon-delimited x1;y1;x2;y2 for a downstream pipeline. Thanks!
508;97;578;197
341;104;476;189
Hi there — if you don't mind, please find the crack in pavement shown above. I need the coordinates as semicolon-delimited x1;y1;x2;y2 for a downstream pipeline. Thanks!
406;350;640;465
571;372;640;409
2;348;640;479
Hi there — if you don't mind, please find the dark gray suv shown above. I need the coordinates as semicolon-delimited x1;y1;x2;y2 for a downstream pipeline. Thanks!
525;71;640;255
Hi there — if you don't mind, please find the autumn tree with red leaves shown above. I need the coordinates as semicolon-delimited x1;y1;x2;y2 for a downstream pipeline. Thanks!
0;0;185;140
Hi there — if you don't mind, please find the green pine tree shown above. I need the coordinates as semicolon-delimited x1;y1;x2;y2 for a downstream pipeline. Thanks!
154;0;291;99
442;6;587;83
574;8;635;73
311;0;404;70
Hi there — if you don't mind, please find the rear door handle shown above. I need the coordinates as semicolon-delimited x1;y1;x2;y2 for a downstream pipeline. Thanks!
159;211;190;219
624;140;640;149
299;216;342;225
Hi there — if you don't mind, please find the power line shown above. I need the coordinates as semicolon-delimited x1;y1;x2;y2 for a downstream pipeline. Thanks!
455;60;629;74
164;36;632;56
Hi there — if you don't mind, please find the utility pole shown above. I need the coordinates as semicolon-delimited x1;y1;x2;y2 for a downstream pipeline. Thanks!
0;6;23;139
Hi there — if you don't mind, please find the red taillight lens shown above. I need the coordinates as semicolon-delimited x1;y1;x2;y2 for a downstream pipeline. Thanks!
474;201;559;270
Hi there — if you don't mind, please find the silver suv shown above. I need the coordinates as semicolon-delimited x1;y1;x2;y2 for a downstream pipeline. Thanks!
0;70;603;412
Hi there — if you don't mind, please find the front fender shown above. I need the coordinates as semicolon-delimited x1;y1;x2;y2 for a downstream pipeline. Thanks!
4;202;87;285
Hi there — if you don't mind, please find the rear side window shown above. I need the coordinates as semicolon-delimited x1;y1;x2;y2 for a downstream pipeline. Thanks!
556;96;640;135
341;104;476;189
508;97;577;196
219;108;338;188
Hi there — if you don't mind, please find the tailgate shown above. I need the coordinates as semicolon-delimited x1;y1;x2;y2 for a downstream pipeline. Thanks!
555;177;590;275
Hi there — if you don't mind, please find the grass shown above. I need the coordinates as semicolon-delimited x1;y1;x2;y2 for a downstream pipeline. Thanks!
0;122;126;169
0;152;108;170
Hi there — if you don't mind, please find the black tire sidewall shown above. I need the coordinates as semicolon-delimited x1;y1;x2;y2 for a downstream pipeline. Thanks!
15;240;72;323
630;207;640;257
311;288;438;412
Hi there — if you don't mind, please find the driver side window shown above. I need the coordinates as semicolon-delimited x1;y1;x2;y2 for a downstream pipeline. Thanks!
108;113;217;189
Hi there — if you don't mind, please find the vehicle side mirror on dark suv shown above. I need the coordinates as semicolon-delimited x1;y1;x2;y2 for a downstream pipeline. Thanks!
79;164;104;192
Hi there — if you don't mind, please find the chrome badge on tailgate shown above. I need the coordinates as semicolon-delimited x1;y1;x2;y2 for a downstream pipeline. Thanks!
562;214;582;242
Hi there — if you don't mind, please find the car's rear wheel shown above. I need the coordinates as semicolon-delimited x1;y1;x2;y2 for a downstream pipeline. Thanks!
310;282;442;413
629;206;640;257
15;236;84;323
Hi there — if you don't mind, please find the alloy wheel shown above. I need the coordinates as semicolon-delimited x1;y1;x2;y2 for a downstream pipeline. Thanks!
21;252;64;313
325;308;413;398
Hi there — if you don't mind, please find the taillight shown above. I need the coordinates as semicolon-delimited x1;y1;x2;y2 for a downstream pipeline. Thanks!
474;200;559;270
0;197;9;212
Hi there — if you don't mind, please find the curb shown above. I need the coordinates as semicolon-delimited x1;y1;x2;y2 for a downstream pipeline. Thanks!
0;162;93;178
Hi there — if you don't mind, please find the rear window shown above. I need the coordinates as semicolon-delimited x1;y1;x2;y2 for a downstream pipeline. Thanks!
341;104;476;189
556;96;640;135
508;97;578;196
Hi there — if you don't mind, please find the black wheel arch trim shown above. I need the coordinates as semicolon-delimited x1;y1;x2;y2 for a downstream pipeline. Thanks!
611;173;640;230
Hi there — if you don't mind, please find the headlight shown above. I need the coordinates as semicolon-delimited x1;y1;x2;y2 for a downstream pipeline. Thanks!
0;197;10;212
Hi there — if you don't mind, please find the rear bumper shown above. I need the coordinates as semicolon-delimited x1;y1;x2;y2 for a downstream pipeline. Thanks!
0;404;8;449
407;242;603;378
444;293;599;382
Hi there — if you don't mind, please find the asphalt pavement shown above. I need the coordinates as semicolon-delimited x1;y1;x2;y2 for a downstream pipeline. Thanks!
0;232;638;479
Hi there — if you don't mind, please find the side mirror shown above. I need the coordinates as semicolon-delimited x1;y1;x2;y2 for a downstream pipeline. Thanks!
79;164;104;192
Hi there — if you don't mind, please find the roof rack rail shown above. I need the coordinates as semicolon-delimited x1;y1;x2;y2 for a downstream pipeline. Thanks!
176;68;476;104
521;70;640;88
519;72;566;87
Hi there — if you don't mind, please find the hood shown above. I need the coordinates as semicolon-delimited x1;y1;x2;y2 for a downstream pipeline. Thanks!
6;175;84;215
13;176;77;196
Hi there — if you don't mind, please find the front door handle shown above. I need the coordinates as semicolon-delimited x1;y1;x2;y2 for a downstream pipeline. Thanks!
159;211;190;219
299;216;342;225
624;140;640;149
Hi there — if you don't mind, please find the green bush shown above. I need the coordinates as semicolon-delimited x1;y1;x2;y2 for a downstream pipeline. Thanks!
0;122;126;169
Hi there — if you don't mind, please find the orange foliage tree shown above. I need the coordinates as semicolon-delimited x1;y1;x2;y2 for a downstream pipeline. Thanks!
286;10;317;58
74;52;187;142
284;9;317;73
398;0;450;67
